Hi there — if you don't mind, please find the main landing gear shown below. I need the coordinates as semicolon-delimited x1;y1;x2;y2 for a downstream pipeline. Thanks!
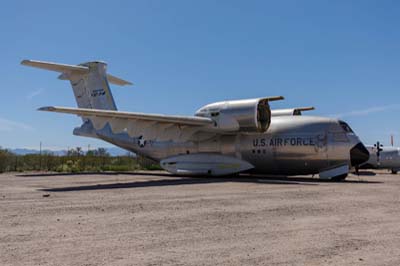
319;165;349;182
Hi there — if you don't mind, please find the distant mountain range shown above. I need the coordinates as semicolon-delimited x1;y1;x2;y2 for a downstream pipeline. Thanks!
9;147;131;157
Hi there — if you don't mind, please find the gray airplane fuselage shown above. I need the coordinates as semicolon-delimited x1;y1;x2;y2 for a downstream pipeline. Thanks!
95;115;367;176
361;145;400;174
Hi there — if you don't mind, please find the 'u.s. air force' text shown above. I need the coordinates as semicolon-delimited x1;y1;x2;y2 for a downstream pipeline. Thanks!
253;137;316;147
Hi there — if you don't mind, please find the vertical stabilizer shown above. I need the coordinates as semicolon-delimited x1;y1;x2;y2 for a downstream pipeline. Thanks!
21;59;132;111
64;62;117;110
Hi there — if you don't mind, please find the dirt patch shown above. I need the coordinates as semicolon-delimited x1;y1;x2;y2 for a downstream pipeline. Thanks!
1;171;399;266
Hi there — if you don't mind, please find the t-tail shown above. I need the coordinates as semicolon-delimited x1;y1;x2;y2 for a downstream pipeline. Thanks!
21;60;132;111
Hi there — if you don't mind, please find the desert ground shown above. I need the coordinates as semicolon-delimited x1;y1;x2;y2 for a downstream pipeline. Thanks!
1;170;400;266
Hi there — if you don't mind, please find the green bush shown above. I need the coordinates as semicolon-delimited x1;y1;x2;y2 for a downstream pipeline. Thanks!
0;147;160;173
144;164;163;171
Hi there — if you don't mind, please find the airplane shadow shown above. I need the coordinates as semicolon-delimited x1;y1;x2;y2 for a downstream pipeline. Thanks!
38;172;382;193
352;171;377;176
239;174;382;185
40;177;318;192
18;171;172;178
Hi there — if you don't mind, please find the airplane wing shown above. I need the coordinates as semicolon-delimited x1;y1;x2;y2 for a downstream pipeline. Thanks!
39;106;217;141
39;106;214;127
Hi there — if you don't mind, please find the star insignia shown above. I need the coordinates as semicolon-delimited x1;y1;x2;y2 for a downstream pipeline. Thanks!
138;136;146;148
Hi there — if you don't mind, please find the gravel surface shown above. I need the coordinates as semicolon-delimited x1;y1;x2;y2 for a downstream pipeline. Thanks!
1;171;400;266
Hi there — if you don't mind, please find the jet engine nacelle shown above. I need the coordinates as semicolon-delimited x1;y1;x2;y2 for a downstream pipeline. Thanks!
195;97;276;133
271;107;315;117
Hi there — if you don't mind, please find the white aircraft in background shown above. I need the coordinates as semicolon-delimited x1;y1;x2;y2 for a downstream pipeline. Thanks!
21;59;369;181
360;142;400;174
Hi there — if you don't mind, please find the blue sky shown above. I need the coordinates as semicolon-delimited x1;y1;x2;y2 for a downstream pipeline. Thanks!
1;0;400;150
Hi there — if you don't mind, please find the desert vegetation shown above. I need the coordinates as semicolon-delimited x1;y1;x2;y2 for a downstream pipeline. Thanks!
0;147;161;173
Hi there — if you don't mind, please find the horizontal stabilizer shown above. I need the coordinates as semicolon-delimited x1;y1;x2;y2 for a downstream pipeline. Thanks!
21;59;132;86
106;74;132;86
38;106;214;127
21;59;88;74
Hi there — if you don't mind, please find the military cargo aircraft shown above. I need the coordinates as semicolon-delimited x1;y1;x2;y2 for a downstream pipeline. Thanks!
360;143;400;174
21;60;369;181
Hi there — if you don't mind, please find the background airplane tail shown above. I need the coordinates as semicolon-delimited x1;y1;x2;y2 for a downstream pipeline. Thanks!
21;60;132;111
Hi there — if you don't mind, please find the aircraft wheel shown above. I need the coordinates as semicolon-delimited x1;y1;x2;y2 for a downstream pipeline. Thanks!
330;174;348;182
391;169;398;175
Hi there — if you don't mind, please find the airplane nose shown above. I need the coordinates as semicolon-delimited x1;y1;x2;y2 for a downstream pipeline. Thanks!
350;143;370;166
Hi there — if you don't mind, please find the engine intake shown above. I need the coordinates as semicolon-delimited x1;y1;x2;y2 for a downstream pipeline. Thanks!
196;97;282;133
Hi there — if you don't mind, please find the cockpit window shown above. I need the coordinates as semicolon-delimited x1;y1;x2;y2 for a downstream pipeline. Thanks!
339;121;354;133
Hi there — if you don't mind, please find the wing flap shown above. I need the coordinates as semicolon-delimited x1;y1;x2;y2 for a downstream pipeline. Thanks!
38;106;214;127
